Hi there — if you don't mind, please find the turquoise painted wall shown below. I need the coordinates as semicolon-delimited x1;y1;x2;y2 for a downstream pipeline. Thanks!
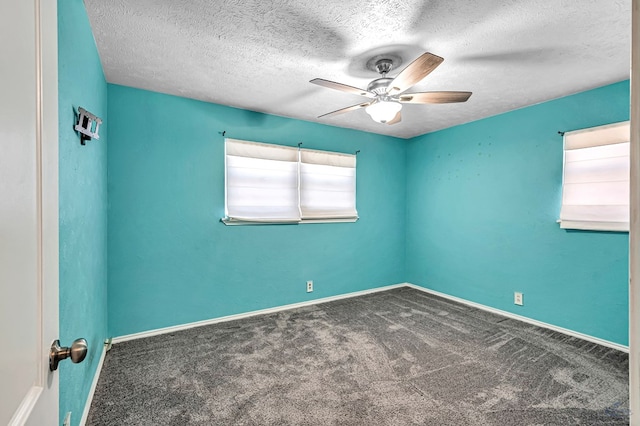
107;84;407;337
406;81;630;345
58;0;108;424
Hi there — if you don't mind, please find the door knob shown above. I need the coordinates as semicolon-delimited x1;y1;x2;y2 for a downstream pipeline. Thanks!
49;338;88;371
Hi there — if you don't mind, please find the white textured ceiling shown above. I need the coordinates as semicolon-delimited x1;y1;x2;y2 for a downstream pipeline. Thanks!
84;0;631;139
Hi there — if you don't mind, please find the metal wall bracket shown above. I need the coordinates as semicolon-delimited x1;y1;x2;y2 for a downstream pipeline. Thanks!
74;107;102;145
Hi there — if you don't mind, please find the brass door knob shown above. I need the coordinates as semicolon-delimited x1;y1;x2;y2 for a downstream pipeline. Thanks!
49;338;88;371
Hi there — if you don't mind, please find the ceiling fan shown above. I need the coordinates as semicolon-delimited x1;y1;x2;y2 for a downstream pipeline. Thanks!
310;52;472;125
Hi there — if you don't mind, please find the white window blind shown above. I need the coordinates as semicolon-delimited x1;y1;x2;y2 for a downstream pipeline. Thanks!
560;121;630;231
224;138;358;224
300;149;357;220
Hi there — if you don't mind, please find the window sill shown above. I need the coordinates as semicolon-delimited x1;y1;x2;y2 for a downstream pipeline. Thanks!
221;217;359;226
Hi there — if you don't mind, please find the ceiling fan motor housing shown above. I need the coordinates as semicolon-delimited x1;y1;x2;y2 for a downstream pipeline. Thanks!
367;78;393;95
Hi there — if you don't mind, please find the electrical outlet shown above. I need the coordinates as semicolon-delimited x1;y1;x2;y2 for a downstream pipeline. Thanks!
63;412;71;426
306;280;313;293
514;292;523;306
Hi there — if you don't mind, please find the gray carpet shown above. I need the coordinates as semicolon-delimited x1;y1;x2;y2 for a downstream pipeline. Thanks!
87;287;629;425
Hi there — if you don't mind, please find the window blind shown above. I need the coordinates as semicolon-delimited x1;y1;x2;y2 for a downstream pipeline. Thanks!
224;138;358;224
225;139;300;222
560;121;630;231
300;149;357;220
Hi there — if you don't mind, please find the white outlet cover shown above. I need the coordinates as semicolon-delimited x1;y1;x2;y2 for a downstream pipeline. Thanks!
514;292;524;306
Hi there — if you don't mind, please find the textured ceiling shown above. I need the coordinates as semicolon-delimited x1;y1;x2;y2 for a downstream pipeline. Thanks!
84;0;631;139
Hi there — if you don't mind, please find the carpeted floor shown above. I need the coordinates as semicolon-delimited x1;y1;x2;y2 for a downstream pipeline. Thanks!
87;287;629;425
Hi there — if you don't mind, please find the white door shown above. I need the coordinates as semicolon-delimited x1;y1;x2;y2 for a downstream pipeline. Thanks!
0;0;59;424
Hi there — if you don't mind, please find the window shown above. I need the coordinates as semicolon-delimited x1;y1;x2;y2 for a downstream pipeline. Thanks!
224;138;358;224
559;121;630;231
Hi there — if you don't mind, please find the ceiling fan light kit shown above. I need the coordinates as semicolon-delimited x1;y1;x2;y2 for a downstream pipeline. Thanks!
311;52;472;125
365;100;402;123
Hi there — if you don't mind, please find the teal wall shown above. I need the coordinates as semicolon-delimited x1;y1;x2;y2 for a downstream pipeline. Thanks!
406;81;630;345
58;0;108;424
106;84;407;337
107;81;629;344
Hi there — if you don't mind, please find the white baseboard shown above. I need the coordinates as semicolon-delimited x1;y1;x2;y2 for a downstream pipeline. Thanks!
111;283;406;344
110;282;627;354
404;283;629;353
79;341;107;426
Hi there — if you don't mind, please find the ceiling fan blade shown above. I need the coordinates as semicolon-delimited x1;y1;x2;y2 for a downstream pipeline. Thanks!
310;78;375;98
399;91;472;104
318;102;371;118
386;111;402;125
386;52;444;96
